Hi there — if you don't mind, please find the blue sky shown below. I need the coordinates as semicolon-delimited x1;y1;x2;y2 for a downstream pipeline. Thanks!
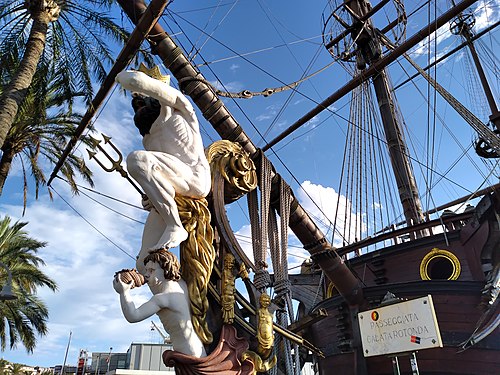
1;0;499;368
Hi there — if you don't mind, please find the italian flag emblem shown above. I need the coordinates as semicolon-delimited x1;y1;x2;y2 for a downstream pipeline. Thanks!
410;335;421;344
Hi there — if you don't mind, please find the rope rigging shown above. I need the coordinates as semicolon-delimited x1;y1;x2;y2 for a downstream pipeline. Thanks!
50;186;136;261
165;6;353;240
248;155;300;375
177;60;336;100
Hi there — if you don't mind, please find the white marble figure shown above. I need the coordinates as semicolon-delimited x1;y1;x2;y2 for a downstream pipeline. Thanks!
113;249;207;358
115;69;211;273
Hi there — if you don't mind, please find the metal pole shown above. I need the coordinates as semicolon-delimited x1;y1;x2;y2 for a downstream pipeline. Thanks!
410;352;420;375
94;354;100;375
60;331;72;375
83;350;88;375
106;347;113;374
391;356;400;375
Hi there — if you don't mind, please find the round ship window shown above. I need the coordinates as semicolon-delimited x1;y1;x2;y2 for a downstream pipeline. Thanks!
420;248;461;280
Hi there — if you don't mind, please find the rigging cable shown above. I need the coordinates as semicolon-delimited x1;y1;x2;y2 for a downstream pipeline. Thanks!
165;8;349;241
175;2;238;14
169;5;433;237
55;176;145;225
165;3;489;243
197;34;326;67
57;179;144;210
168;6;480;196
455;158;500;212
188;0;239;62
392;50;491;239
257;0;327;140
50;186;136;261
256;0;347;247
186;0;225;60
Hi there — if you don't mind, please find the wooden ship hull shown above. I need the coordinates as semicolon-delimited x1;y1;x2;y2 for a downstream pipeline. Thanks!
306;189;500;374
312;283;499;375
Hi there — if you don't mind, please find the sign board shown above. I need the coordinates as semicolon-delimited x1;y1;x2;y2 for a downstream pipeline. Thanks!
358;295;442;357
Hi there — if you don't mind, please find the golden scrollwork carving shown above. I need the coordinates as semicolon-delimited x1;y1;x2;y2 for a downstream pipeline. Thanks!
205;140;257;203
241;350;277;373
175;195;216;344
222;253;236;324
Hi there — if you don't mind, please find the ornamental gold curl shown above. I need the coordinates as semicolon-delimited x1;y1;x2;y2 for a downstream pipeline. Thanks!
206;140;257;202
241;351;277;373
175;195;215;344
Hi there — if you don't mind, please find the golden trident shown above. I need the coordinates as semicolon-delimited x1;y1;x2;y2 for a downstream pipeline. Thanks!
87;134;144;196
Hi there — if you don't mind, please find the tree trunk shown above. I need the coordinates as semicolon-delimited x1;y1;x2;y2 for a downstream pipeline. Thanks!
0;13;50;149
0;146;16;195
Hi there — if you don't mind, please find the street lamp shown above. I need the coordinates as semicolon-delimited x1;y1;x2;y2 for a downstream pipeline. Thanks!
0;261;16;300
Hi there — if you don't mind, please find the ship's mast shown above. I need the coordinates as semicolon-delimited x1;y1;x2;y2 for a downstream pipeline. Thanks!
342;0;425;226
449;6;500;160
450;6;500;133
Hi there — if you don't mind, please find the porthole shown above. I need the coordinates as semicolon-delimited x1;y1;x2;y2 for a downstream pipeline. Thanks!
420;248;461;280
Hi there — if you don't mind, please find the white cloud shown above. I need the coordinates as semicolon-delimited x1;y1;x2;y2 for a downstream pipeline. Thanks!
231;181;365;280
474;0;500;30
296;180;365;247
0;189;155;367
275;120;288;129
410;0;500;59
411;25;452;58
234;219;309;278
209;80;244;93
255;114;271;122
229;64;239;72
304;115;320;129
255;104;278;122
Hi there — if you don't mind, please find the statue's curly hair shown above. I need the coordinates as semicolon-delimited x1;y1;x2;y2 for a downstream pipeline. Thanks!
144;248;181;281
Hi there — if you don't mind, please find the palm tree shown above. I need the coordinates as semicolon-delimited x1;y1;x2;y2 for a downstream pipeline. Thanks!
0;359;10;375
0;0;130;148
0;216;57;352
9;363;24;375
0;61;94;202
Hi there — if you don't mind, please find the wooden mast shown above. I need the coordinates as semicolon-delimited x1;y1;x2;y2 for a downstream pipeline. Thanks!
450;7;500;133
449;6;500;158
342;0;425;226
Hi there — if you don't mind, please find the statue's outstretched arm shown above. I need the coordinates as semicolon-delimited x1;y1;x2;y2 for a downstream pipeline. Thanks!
116;70;195;118
114;275;167;323
119;292;171;323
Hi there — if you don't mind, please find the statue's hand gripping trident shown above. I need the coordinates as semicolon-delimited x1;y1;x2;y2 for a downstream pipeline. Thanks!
87;134;145;197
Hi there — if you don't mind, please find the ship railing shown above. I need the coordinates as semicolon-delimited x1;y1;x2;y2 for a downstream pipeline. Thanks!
336;210;474;258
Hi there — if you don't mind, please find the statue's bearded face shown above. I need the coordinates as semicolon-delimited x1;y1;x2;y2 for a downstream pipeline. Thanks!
131;94;161;136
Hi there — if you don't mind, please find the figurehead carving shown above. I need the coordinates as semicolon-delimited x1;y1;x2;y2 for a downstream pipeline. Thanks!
114;65;215;348
113;249;206;357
